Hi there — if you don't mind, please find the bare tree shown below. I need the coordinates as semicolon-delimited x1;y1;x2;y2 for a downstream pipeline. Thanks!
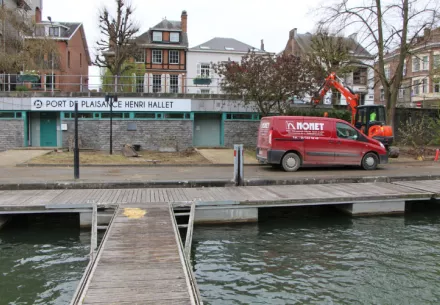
95;0;140;92
317;0;440;129
308;29;355;78
307;29;360;104
214;52;315;116
0;5;59;73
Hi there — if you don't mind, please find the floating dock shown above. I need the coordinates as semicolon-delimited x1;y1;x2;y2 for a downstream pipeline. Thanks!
0;180;439;304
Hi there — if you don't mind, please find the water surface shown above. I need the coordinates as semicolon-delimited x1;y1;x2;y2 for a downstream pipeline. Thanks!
192;207;440;305
0;215;90;305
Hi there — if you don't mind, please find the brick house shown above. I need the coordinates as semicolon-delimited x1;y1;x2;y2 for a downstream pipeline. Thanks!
375;27;440;108
27;20;91;92
134;11;188;93
284;28;376;105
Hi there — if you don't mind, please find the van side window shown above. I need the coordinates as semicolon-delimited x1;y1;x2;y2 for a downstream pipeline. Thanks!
336;123;358;140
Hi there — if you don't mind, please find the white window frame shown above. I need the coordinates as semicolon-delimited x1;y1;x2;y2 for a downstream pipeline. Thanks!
135;50;145;63
422;55;429;71
135;75;144;93
384;65;390;80
152;50;162;64
169;75;179;93
380;88;384;101
153;31;162;42
434;54;440;69
49;27;60;37
398;87;404;99
353;67;367;85
200;89;210;94
153;74;162;93
412;57;420;72
170;32;179;43
201;63;211;78
422;78;429;93
413;79;420;95
434;79;440;93
169;50;179;64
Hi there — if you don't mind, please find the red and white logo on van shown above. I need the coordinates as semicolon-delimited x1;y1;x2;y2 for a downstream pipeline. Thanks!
286;121;324;131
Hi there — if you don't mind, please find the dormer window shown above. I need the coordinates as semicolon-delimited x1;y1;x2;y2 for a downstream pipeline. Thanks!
170;32;179;42
225;47;234;51
49;27;59;37
153;31;163;42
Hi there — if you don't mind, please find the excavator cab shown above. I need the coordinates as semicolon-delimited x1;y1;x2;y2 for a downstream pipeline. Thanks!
355;105;393;148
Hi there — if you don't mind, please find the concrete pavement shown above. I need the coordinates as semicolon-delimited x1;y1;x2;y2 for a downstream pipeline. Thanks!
0;150;50;167
196;148;258;164
0;162;439;189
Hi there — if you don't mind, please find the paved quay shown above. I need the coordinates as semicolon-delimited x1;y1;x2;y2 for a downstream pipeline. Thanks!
0;162;439;189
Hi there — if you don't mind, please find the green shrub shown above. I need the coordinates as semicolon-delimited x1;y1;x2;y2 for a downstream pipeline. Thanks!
15;85;29;91
285;107;351;122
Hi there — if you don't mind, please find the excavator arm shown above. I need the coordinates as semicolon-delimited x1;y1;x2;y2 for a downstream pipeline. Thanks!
312;72;359;125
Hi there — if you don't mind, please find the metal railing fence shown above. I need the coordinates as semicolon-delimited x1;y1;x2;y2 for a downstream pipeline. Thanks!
0;73;226;95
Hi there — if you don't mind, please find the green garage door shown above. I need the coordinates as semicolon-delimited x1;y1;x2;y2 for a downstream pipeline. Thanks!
193;113;222;147
40;112;57;147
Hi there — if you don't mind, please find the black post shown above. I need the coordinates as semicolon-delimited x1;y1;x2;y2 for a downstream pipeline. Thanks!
109;96;113;155
74;101;80;179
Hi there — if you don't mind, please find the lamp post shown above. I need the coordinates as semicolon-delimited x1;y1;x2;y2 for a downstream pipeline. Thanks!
105;93;118;155
74;101;80;179
48;16;54;94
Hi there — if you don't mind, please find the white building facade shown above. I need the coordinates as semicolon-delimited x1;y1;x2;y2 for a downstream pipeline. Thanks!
187;37;268;94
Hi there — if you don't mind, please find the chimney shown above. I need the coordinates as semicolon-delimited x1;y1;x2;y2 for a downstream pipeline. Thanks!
35;7;42;23
181;10;187;33
289;28;297;39
260;39;265;51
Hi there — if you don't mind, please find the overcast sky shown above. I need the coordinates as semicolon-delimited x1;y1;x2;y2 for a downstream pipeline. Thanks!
42;0;325;56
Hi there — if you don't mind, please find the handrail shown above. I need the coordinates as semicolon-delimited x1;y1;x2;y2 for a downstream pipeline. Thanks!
169;203;204;305
69;206;118;305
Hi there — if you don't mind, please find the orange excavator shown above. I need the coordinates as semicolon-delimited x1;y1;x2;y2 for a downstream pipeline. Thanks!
312;72;394;149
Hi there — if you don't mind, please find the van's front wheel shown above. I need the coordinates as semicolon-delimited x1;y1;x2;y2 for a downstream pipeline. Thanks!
362;152;378;170
281;152;301;172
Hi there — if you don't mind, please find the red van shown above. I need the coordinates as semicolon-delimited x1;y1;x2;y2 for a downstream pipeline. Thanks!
256;116;388;172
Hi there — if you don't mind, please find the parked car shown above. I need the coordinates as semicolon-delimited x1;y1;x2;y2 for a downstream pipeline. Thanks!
256;116;388;172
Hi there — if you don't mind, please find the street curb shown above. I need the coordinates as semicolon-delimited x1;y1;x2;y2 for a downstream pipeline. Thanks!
0;179;235;190
16;163;260;168
245;174;440;186
15;160;435;167
0;175;439;190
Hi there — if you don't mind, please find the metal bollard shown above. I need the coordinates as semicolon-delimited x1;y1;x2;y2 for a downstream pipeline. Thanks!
233;144;244;186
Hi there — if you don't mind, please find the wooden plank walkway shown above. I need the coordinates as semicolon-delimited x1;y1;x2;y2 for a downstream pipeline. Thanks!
393;180;440;198
0;182;435;210
81;203;192;305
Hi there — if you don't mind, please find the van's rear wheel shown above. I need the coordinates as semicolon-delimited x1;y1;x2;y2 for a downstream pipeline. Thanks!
281;152;301;172
362;152;378;170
